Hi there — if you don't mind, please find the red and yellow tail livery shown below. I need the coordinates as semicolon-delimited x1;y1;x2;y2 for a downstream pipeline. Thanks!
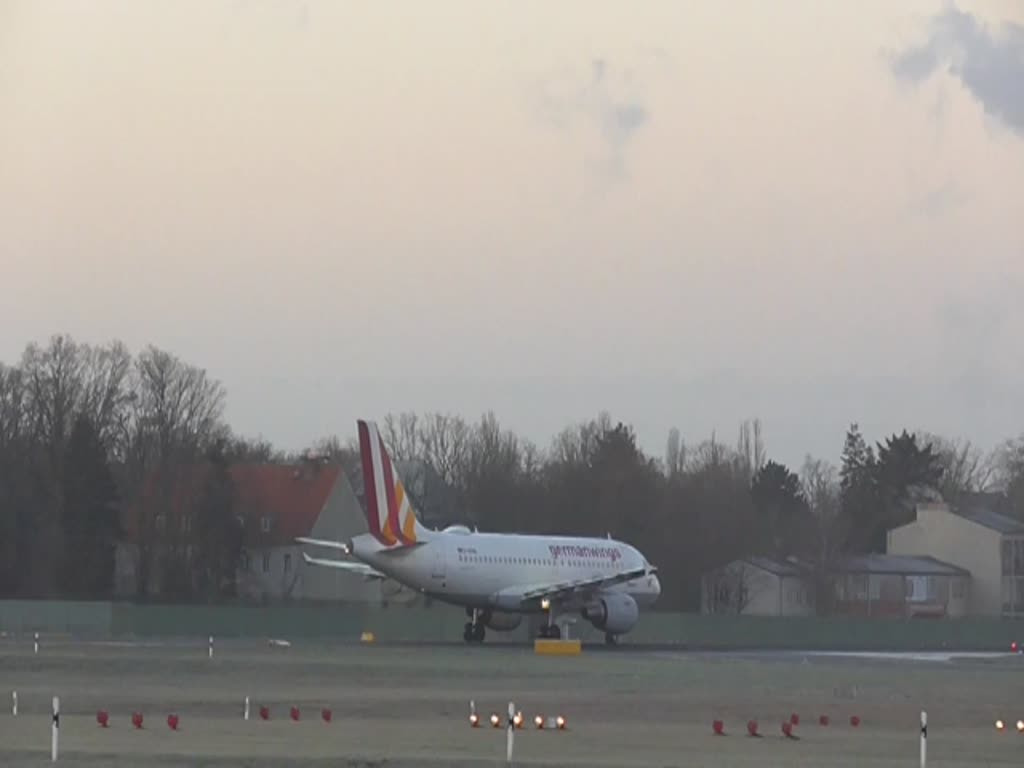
358;419;425;548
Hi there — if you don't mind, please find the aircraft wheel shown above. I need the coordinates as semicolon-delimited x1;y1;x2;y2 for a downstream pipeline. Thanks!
539;624;561;640
463;623;474;643
473;623;486;643
604;632;618;646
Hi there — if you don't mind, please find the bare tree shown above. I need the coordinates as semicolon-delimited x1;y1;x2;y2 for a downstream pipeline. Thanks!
800;455;842;615
305;434;359;465
665;427;685;477
381;412;420;462
21;335;87;474
549;412;612;467
417;412;471;488
0;364;30;594
17;335;95;594
915;431;995;502
78;341;134;455
736;418;765;480
993;436;1024;519
121;345;228;598
702;561;760;614
0;364;27;448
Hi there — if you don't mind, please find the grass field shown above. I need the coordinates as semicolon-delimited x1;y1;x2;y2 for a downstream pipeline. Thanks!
1;636;1022;766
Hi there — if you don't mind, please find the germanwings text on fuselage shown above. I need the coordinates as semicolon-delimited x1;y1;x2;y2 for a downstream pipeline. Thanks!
548;545;622;562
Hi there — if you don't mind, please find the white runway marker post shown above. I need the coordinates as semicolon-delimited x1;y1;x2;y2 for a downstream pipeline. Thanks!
920;711;927;768
12;690;17;717
244;696;250;721
51;696;59;762
34;632;39;655
208;635;213;659
506;701;515;765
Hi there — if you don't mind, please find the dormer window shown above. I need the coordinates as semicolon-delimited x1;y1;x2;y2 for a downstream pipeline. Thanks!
261;516;271;533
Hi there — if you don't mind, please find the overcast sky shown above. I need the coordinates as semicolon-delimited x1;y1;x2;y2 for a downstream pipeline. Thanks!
2;0;1023;468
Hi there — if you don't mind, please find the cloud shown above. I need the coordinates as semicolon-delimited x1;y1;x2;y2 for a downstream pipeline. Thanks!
533;58;650;179
889;4;1024;136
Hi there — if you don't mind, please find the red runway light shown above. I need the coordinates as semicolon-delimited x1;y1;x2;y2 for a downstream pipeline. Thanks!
321;708;332;723
746;720;761;737
850;715;861;727
819;714;830;726
131;712;144;729
290;706;300;722
782;721;798;739
790;713;800;726
167;714;179;731
259;705;269;721
96;710;109;728
712;719;725;735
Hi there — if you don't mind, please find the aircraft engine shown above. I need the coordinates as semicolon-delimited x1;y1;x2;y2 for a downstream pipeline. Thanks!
581;593;639;635
483;611;522;631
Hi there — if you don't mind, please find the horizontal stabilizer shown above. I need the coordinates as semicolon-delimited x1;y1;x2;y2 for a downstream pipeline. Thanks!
295;537;351;554
301;552;387;580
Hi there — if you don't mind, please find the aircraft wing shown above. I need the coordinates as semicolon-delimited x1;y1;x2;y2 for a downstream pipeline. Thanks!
300;552;388;580
497;565;657;609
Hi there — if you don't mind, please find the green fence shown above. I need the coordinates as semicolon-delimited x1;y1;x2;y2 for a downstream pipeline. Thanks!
3;600;1024;650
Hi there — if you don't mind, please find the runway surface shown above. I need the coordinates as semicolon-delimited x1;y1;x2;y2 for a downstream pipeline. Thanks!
1;636;1022;766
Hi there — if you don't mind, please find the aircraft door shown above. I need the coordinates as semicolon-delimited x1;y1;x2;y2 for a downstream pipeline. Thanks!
431;540;446;581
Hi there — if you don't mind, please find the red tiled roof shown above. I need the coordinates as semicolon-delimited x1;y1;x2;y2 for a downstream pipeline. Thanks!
232;463;342;544
123;462;343;546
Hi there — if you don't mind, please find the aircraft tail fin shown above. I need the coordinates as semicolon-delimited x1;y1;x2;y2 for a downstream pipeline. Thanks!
358;419;429;547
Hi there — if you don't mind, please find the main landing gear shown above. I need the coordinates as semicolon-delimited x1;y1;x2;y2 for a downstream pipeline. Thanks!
464;608;486;644
537;602;561;639
537;624;561;640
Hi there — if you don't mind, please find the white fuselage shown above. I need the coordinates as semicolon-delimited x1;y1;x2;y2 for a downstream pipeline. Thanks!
351;527;661;613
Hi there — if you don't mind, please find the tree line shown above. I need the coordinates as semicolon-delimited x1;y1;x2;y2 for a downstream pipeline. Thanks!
2;334;1024;609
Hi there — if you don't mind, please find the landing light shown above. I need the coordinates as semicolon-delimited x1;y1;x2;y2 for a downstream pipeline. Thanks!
556;715;566;730
996;719;1005;731
513;711;524;728
541;598;551;611
469;713;479;727
1017;720;1024;733
490;713;500;728
534;715;544;729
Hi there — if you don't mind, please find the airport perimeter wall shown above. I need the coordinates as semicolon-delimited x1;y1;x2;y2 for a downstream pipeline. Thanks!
3;600;1024;650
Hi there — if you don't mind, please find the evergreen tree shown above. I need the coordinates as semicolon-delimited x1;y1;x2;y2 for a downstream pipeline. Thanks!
750;460;810;558
874;430;944;537
839;423;879;552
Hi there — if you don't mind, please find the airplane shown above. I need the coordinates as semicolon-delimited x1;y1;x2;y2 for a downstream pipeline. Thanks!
297;419;661;645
